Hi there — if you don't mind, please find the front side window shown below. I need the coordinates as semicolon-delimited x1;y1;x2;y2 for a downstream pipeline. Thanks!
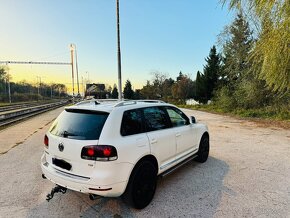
121;109;144;136
166;107;189;127
143;107;171;131
49;109;109;140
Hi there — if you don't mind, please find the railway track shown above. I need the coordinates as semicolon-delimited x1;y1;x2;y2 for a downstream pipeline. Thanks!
0;102;44;113
0;101;69;128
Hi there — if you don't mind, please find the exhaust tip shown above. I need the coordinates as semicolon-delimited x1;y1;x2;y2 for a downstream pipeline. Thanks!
89;194;100;201
42;174;46;179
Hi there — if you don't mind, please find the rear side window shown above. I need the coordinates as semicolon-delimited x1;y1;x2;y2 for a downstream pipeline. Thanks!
121;109;144;136
143;107;171;131
49;109;109;140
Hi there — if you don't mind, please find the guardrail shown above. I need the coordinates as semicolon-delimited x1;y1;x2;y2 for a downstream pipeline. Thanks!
0;101;69;128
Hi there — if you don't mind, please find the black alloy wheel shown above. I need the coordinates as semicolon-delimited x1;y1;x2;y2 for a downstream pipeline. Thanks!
122;160;157;209
196;134;210;163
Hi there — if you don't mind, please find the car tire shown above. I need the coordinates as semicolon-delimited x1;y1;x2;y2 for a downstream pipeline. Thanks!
195;134;209;163
122;160;157;209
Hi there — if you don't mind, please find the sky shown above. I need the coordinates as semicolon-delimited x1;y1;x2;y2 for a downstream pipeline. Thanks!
0;0;234;93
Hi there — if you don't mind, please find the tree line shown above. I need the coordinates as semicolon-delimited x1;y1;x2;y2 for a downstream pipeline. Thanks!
109;71;196;103
114;1;289;117
0;67;68;102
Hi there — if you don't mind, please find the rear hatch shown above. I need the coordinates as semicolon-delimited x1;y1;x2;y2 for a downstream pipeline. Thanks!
46;108;109;177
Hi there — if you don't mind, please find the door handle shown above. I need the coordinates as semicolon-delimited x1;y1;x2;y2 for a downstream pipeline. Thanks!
150;139;157;144
175;133;181;137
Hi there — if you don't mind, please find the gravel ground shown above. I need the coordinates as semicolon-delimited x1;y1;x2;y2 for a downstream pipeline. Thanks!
0;107;65;154
0;108;289;218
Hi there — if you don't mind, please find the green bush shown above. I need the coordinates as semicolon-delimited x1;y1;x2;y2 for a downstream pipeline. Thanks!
181;99;290;121
213;86;236;112
233;79;272;109
11;92;42;102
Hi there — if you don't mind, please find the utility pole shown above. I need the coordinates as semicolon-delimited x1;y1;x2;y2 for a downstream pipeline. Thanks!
82;76;85;98
86;71;90;83
7;70;11;103
36;76;41;101
37;76;41;95
116;0;122;100
37;78;39;96
70;44;75;103
4;75;7;95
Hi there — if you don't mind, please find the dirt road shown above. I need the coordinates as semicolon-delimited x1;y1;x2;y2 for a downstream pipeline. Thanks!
0;109;289;218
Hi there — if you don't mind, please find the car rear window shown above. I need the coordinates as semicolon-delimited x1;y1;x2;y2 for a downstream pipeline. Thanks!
49;109;109;140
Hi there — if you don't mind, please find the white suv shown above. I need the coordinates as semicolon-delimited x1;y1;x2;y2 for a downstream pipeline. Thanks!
41;100;209;209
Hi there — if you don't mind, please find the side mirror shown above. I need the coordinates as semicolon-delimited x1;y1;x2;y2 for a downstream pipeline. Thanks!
191;116;196;124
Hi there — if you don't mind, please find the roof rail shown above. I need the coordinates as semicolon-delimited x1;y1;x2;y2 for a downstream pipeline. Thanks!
75;99;119;106
136;100;165;103
97;99;119;102
114;101;136;107
114;99;165;107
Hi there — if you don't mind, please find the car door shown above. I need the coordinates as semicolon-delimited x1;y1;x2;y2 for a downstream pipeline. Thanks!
164;106;197;158
142;106;176;172
118;108;150;163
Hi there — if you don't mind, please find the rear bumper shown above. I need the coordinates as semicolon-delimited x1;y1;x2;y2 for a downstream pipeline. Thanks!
41;153;132;197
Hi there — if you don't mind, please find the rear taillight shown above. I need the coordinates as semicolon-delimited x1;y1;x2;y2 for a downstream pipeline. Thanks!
81;145;118;161
44;135;49;148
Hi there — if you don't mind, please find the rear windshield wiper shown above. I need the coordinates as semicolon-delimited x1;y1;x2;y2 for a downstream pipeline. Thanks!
61;131;78;138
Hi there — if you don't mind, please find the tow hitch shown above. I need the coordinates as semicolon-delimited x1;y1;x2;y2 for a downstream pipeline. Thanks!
46;185;67;202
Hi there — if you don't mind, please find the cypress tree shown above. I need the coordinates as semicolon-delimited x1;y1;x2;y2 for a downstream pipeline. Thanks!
203;45;222;100
123;80;134;99
111;84;118;99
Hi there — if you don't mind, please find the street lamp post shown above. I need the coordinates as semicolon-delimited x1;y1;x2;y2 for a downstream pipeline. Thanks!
82;76;85;98
70;43;80;99
70;44;75;103
74;45;80;97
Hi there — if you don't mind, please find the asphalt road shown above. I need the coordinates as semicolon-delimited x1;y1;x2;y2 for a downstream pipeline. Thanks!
0;108;289;218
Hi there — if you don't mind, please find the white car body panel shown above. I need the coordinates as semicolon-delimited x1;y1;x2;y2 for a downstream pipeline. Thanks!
41;100;209;198
174;125;197;155
46;132;99;177
147;128;176;173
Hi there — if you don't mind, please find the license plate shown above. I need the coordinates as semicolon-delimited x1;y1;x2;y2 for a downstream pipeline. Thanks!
52;158;72;171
